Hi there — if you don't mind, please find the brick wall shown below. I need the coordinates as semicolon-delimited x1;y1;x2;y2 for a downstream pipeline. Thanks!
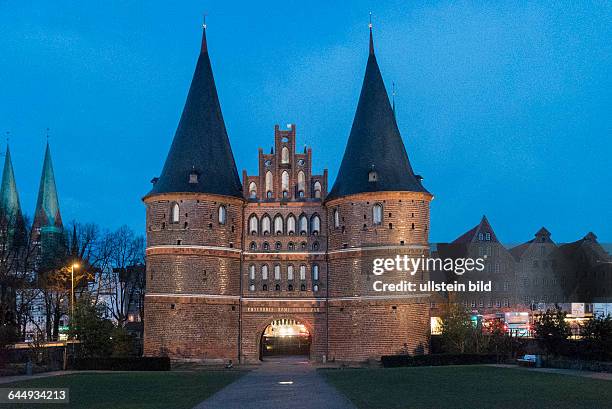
143;295;239;360
327;301;430;361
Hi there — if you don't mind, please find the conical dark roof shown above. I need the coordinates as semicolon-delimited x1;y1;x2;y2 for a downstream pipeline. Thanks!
148;27;242;198
327;28;428;201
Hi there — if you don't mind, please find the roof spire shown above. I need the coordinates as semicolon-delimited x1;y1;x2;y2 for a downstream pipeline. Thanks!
33;142;63;232
0;144;23;224
369;12;374;55
327;17;428;201
147;18;242;198
392;81;396;118
71;223;78;256
201;14;208;53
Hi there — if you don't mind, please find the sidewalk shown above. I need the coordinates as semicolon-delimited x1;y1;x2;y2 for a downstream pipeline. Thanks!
0;370;79;385
193;357;355;409
489;364;612;381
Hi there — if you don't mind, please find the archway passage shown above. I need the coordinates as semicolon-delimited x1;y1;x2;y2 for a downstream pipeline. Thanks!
260;319;311;358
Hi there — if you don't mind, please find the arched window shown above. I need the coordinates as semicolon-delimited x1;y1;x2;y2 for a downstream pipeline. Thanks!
265;171;273;197
313;181;322;198
281;146;289;164
313;284;319;292
171;203;179;223
275;284;280;291
249;242;257;250
311;215;321;235
249;284;255;291
218;205;227;225
299;265;306;281
248;182;257;198
263;284;268;291
281;171;289;195
288;242;295;251
297;171;305;196
333;209;340;228
287;265;294;280
261;265;268;280
312;242;319;251
249;265;256;280
261;215;271;235
274;214;283;235
288;284;293;291
286;214;296;235
300;284;306;291
299;214;308;235
312;264;319;281
263;242;270;251
373;204;383;225
249;215;258;235
274;265;281;280
275;241;282;250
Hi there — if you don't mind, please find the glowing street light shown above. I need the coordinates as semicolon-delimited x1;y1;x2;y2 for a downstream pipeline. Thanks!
70;263;80;331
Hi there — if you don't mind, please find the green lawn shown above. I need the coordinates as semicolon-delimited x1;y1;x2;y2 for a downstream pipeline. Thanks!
321;366;612;409
1;370;244;409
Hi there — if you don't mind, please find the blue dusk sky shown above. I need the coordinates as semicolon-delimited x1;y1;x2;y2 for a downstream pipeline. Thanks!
0;1;610;244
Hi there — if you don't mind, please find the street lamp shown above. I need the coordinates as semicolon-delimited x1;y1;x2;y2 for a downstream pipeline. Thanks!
63;262;80;371
70;263;80;330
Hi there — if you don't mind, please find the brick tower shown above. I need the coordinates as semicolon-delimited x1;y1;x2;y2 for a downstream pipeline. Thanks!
143;25;244;359
325;25;433;360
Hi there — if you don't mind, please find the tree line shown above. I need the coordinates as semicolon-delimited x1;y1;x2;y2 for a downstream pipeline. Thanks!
0;209;145;348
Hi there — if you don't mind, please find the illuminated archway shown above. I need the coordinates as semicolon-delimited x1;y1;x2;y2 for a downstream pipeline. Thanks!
260;319;311;359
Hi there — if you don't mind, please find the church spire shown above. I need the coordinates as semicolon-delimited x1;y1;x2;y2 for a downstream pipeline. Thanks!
0;145;23;224
147;20;242;198
327;22;428;200
33;143;63;232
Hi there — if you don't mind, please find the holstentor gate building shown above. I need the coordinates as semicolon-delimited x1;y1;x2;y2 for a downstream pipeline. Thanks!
143;23;433;363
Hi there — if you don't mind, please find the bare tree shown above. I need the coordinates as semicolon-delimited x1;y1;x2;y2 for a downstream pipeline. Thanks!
104;226;145;327
0;213;39;344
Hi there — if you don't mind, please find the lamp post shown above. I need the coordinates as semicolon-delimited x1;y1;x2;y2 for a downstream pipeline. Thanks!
64;262;79;371
70;263;80;331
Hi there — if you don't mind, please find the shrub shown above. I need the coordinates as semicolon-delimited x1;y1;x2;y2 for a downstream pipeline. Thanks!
534;307;571;357
381;353;498;368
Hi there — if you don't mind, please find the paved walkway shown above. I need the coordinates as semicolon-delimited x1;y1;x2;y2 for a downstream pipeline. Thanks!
193;357;356;409
489;364;612;381
0;370;79;385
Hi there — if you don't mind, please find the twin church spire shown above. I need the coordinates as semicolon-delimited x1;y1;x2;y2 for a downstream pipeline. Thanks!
149;19;428;200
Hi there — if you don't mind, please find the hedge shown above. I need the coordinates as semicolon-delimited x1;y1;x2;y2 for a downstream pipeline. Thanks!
381;353;499;368
71;357;171;371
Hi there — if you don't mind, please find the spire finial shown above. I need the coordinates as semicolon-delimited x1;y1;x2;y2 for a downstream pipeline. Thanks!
392;81;396;118
5;131;9;145
46;127;50;142
368;12;374;55
201;14;208;53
